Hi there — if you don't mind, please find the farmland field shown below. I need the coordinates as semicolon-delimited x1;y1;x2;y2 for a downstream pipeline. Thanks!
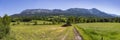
2;22;120;40
2;23;74;40
76;23;120;40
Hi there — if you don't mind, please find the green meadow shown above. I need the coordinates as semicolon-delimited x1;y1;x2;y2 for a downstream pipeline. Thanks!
76;23;120;40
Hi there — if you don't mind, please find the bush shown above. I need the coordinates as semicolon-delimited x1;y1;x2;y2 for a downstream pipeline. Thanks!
33;21;38;25
0;15;10;39
0;25;10;39
21;18;32;22
62;20;72;27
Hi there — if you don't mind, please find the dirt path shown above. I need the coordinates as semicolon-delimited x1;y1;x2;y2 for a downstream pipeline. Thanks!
61;32;68;40
73;27;83;40
61;29;69;40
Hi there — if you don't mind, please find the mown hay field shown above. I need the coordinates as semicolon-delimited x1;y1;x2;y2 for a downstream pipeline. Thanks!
2;21;74;40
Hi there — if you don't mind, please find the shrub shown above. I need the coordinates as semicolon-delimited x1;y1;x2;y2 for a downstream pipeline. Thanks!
21;18;32;22
62;20;72;27
33;21;38;25
0;15;10;39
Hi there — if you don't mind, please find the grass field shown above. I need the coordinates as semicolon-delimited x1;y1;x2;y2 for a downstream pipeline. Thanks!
2;21;74;40
76;23;120;40
3;22;120;40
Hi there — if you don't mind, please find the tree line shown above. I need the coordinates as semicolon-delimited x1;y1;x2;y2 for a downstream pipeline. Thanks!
67;16;120;23
11;16;120;24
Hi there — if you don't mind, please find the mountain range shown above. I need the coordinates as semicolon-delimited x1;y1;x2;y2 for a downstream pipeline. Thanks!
11;8;114;18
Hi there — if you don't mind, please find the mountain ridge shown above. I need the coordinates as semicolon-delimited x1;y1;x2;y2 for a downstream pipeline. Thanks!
11;8;114;18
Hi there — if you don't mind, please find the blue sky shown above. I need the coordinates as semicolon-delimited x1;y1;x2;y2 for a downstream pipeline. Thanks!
0;0;120;16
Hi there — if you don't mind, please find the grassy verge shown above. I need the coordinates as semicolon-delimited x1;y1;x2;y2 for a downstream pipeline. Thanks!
75;25;92;40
